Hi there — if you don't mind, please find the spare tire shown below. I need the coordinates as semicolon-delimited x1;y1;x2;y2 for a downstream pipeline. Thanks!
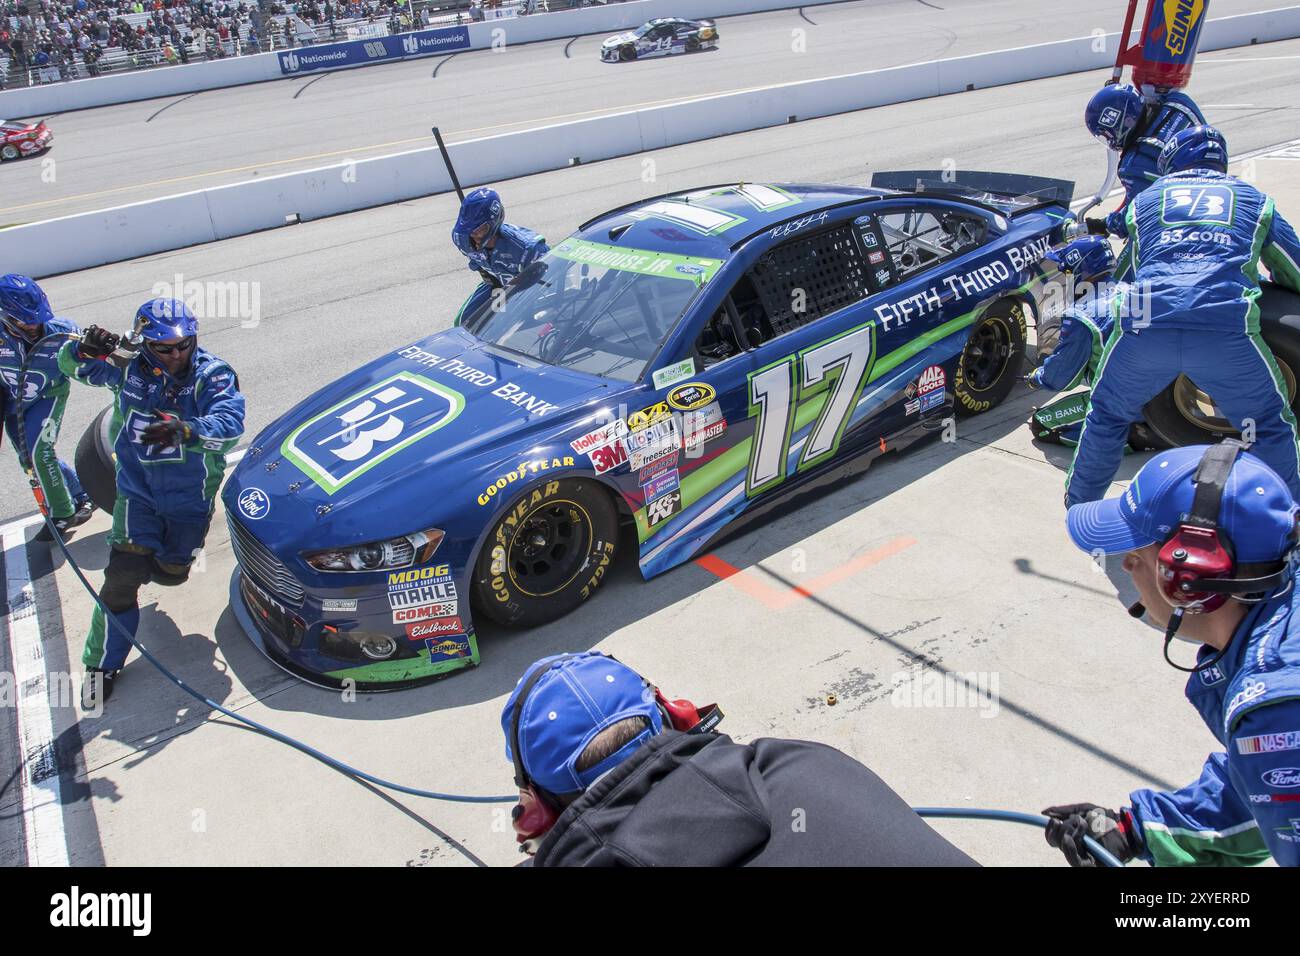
74;405;117;515
1140;282;1300;448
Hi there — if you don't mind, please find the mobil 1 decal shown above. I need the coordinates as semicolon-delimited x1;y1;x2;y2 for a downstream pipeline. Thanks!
747;321;876;497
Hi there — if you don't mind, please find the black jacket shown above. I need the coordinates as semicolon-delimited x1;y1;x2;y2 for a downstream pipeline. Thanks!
532;731;977;867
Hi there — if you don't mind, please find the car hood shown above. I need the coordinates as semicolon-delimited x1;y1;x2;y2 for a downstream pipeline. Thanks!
602;31;636;46
226;327;620;550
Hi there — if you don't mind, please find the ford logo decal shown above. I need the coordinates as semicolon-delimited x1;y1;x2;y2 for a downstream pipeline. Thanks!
238;487;271;520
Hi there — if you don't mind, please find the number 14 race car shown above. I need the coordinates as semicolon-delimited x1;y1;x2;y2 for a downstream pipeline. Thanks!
220;172;1071;689
600;18;718;62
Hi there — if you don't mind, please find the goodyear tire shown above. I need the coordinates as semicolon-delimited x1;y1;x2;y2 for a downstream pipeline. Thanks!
619;44;635;61
1140;283;1300;448
472;477;618;628
686;36;700;52
74;405;117;514
0;144;18;162
954;299;1027;416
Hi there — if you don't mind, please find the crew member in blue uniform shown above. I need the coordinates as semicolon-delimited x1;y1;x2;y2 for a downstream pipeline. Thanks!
1066;126;1300;507
1050;445;1300;867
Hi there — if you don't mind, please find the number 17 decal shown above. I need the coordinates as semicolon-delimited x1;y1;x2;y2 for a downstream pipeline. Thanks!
746;322;876;497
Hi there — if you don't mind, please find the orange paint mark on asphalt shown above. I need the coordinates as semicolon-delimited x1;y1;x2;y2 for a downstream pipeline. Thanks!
694;536;917;610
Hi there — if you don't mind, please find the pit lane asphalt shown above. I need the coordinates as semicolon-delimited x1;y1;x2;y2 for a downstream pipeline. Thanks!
0;0;1279;223
2;37;1299;866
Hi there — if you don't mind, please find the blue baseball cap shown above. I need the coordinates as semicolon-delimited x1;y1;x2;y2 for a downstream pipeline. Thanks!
1068;445;1299;562
501;652;663;796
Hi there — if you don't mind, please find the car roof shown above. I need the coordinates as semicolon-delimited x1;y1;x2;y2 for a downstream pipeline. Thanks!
576;182;892;260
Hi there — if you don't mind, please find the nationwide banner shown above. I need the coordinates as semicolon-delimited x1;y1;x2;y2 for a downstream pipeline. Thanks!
277;25;470;75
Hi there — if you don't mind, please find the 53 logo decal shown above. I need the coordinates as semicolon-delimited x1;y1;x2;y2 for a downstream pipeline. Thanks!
747;322;876;497
283;372;465;494
1161;185;1235;227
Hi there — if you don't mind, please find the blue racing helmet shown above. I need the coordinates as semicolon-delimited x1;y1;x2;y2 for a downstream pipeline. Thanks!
1158;125;1229;176
0;273;54;340
453;187;505;253
135;298;198;342
1046;236;1116;285
1084;84;1145;149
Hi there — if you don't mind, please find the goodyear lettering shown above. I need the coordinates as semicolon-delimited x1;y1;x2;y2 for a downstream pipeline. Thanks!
580;541;615;600
491;481;562;604
477;458;575;506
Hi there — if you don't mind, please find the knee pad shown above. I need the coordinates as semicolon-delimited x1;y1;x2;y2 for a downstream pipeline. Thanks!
151;559;192;587
100;548;154;612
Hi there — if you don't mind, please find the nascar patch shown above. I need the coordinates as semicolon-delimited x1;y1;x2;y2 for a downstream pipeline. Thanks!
1237;731;1300;756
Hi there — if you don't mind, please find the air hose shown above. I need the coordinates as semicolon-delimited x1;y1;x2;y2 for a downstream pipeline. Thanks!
12;330;1123;862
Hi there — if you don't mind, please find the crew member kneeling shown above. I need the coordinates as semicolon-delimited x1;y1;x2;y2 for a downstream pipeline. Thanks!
61;299;245;706
1049;443;1300;866
502;651;977;866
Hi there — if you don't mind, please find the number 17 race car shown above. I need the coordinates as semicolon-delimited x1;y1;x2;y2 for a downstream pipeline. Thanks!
600;18;719;62
220;172;1070;689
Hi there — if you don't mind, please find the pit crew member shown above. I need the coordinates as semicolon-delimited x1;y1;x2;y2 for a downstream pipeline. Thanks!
452;187;548;290
0;274;94;541
1083;82;1206;241
1050;444;1300;867
502;651;977;866
60;299;245;706
1066;126;1300;507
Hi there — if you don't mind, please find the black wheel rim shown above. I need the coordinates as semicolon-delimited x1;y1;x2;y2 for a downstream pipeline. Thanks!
1173;358;1298;434
961;315;1012;393
507;500;592;598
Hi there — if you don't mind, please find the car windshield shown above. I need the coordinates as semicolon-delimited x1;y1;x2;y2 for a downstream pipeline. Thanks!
464;237;723;383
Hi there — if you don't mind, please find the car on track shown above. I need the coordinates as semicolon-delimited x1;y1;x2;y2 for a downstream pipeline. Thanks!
0;118;52;161
600;18;718;62
200;171;1075;689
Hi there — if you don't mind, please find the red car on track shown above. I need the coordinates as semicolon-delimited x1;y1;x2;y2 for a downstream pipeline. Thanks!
0;118;53;161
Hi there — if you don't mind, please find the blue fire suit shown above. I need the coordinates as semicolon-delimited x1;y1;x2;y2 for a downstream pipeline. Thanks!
455;222;548;286
1028;294;1113;445
58;341;245;670
0;319;87;519
1127;565;1300;866
1107;91;1206;240
1067;171;1300;506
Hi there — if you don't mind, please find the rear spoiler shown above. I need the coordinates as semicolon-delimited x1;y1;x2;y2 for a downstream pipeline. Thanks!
869;170;1075;216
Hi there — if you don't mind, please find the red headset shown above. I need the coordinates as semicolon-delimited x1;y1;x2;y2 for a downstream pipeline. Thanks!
1155;440;1293;671
508;654;723;853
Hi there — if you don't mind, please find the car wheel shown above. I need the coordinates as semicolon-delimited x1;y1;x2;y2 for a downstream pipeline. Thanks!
686;36;699;52
1140;283;1300;448
0;144;19;161
954;299;1028;415
472;477;618;628
75;405;118;514
619;44;635;61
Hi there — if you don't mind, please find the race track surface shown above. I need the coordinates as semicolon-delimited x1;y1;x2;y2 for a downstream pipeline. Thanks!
0;0;1277;222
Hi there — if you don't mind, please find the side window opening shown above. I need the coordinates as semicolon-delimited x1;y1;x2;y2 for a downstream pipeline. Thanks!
878;207;988;280
747;223;871;338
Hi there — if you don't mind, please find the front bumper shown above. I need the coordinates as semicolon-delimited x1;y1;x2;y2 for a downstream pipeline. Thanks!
600;46;619;61
226;513;480;690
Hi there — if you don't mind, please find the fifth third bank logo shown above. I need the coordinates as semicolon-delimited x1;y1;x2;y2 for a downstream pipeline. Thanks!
50;886;151;936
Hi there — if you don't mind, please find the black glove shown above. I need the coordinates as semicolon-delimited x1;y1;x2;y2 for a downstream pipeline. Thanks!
140;416;191;448
1084;217;1110;237
1043;803;1139;867
78;325;120;359
478;269;502;290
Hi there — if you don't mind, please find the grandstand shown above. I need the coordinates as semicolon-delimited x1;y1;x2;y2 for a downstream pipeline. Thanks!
0;0;613;87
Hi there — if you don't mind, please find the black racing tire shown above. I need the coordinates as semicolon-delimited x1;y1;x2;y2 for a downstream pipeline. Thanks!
619;43;635;61
685;36;700;52
74;405;117;515
1140;282;1300;448
0;144;19;162
954;299;1028;416
472;476;618;628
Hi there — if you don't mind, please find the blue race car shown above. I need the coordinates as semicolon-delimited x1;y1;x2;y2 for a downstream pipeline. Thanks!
222;173;1071;688
600;18;718;62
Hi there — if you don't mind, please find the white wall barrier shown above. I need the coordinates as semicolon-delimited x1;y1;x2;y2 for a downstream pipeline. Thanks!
5;6;1300;278
0;0;849;117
